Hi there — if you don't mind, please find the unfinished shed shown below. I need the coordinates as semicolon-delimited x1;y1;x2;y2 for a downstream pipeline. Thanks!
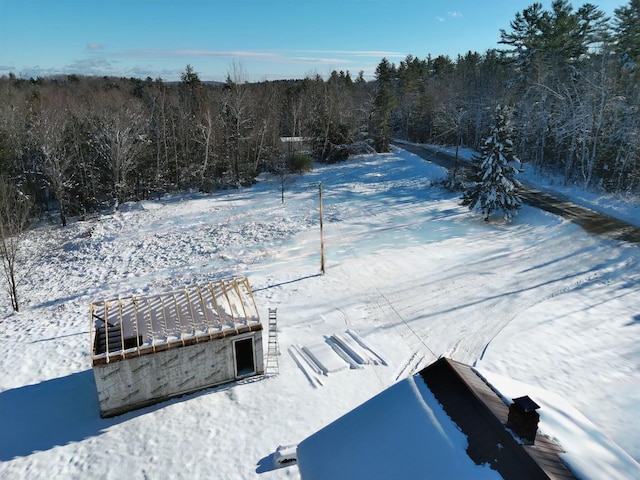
90;276;264;417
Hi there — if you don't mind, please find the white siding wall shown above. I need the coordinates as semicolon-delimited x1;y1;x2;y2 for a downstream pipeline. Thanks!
93;331;264;417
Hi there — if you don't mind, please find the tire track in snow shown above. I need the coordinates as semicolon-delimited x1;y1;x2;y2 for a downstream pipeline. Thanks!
477;254;637;361
374;290;438;364
355;228;630;368
331;207;441;365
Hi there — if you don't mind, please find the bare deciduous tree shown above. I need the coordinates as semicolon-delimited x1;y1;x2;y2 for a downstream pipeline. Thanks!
90;91;149;207
0;175;33;312
28;91;73;225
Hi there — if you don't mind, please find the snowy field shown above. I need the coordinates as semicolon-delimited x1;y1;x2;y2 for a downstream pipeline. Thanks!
0;146;638;479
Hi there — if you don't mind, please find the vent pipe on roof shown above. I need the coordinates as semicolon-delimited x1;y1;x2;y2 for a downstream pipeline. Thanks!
507;395;540;444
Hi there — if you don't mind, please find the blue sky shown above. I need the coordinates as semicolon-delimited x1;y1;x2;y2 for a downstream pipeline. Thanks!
0;0;626;82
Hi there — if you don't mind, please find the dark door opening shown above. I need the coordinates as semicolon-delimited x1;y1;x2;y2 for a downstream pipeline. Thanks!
234;338;255;377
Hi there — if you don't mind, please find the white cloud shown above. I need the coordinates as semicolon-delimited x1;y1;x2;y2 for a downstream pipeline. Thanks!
69;58;111;69
5;46;400;81
104;48;404;62
292;49;405;58
66;57;113;76
286;56;350;65
436;11;462;22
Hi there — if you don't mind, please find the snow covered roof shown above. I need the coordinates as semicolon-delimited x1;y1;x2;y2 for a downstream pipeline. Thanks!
297;357;579;480
297;370;502;480
420;358;575;479
90;276;260;364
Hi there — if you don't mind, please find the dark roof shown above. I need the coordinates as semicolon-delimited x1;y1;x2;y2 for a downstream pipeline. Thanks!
419;357;576;480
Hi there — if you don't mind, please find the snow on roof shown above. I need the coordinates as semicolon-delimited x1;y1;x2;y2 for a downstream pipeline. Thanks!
297;374;502;480
477;369;640;480
297;359;640;480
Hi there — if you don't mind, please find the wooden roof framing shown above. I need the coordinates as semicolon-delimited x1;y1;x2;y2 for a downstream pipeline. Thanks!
91;276;261;365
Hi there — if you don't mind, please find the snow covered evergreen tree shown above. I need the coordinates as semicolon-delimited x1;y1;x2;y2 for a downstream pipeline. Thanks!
461;105;522;222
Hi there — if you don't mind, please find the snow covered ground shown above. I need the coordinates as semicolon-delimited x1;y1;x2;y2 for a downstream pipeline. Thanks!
0;146;638;479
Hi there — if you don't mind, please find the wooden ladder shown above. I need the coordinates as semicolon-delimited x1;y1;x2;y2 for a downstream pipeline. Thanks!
266;308;280;376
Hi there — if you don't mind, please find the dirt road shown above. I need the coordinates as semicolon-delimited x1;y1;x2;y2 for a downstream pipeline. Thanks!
394;142;640;244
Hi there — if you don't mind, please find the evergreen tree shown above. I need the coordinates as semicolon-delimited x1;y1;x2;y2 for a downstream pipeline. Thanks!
461;106;522;222
373;58;397;152
613;0;640;65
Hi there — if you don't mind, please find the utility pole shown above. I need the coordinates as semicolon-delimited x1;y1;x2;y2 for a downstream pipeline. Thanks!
319;182;325;274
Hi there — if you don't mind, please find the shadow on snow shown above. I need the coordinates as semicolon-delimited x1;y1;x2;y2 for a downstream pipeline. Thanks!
0;369;266;461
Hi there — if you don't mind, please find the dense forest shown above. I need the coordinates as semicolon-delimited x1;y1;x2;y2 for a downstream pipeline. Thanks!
0;0;638;224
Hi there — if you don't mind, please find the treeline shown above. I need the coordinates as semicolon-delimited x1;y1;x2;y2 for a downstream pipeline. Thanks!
375;0;639;195
0;65;373;224
0;0;638;226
